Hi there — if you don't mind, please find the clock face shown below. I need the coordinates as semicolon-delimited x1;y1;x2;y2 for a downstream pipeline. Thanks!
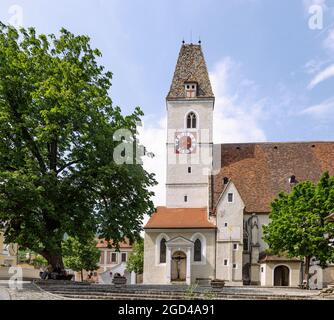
175;132;197;154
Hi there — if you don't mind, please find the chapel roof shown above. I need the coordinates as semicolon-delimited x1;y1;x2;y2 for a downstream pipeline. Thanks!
212;141;334;213
144;207;216;229
259;254;302;263
167;44;214;100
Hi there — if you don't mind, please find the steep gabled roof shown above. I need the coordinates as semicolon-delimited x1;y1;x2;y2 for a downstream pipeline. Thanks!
167;44;214;100
212;142;334;213
144;207;216;229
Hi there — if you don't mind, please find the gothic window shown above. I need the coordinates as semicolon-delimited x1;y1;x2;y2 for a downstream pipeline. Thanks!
186;112;197;129
160;238;166;263
194;239;202;262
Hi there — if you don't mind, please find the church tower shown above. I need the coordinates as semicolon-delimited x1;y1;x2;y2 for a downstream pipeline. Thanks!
166;43;215;208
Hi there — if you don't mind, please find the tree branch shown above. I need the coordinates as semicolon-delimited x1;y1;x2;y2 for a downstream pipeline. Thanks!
7;94;47;174
56;159;81;174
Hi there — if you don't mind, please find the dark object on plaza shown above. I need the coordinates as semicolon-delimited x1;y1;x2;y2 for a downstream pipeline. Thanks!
112;274;127;287
39;268;73;281
210;279;225;291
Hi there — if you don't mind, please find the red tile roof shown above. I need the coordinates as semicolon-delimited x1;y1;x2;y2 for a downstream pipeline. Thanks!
96;238;132;249
144;207;216;229
259;255;302;263
326;213;334;222
212;142;334;213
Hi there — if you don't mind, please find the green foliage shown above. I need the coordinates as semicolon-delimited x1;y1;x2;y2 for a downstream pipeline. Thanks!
0;23;156;268
263;172;334;268
17;249;31;264
62;236;100;272
126;238;144;274
185;284;198;300
202;289;217;300
32;255;48;268
17;248;47;267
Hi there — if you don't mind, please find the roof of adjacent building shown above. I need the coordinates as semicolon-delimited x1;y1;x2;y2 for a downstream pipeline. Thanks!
326;212;334;222
96;238;132;249
259;254;302;263
144;207;216;229
167;44;214;100
212;141;334;213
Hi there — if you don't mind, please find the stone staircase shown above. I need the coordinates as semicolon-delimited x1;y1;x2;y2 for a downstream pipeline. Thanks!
34;281;325;300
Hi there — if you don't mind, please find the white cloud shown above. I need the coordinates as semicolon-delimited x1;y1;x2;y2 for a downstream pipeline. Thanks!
138;115;167;207
323;28;334;52
210;58;267;143
304;58;331;74
307;63;334;89
303;0;327;12
301;98;334;118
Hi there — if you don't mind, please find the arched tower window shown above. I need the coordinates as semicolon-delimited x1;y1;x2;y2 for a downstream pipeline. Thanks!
160;238;166;263
194;239;202;262
187;112;197;129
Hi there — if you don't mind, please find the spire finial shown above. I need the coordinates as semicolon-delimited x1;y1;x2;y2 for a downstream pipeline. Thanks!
182;38;185;44
198;36;201;45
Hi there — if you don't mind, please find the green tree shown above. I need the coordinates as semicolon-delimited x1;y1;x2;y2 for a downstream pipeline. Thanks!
32;255;48;269
263;172;334;288
0;23;156;271
62;236;100;281
126;238;144;274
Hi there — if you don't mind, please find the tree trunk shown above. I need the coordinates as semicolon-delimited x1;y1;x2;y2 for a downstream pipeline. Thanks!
81;269;84;282
41;252;64;272
303;256;311;289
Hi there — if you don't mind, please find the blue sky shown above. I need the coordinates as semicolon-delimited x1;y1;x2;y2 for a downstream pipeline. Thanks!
1;0;334;205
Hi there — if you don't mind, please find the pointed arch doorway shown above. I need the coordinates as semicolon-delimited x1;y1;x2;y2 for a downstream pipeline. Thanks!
171;251;187;281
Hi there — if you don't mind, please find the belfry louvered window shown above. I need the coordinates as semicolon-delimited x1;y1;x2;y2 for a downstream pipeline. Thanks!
187;112;197;129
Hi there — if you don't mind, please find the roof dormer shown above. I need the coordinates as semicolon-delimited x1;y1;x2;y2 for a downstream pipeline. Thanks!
185;82;197;98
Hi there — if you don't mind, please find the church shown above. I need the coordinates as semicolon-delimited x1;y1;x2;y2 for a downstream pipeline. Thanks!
143;43;334;287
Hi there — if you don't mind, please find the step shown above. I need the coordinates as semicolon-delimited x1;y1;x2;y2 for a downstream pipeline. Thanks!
41;289;318;300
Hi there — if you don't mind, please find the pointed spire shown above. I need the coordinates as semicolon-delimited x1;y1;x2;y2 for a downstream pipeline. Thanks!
167;43;214;100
